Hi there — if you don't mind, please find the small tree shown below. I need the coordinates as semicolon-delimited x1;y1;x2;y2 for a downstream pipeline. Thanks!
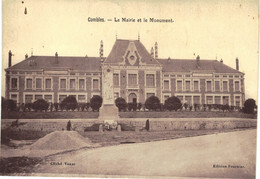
115;97;127;111
32;99;49;112
145;96;160;111
90;95;103;111
61;95;78;111
244;98;256;114
164;96;182;111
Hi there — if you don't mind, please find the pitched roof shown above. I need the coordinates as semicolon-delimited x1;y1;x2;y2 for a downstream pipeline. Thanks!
158;59;243;74
104;39;160;65
7;56;102;72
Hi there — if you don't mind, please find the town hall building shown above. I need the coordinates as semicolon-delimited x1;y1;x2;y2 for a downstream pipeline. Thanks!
5;38;245;108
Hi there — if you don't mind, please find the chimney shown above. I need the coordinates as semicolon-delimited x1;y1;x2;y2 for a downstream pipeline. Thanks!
100;40;103;58
55;52;58;64
8;50;12;67
196;55;200;68
25;54;28;59
220;58;223;63
155;42;158;59
236;57;239;71
150;47;154;58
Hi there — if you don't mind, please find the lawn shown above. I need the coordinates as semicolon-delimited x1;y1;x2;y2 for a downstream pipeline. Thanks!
1;109;256;119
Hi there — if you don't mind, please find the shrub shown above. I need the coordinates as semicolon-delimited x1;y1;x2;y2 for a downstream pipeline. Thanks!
32;99;49;112
164;96;182;111
128;103;133;111
2;98;17;111
137;103;143;111
78;103;90;111
221;104;229;112
25;103;33;112
90;95;103;111
145;96;161;111
115;97;127;111
244;98;256;114
61;95;78;111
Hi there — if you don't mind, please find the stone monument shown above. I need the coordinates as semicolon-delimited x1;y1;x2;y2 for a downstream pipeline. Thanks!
98;65;119;121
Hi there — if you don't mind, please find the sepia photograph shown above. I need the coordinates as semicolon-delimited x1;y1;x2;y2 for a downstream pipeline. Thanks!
1;0;259;178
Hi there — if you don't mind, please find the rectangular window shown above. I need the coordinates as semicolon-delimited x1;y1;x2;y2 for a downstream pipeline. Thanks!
128;74;137;86
35;95;43;101
177;80;182;91
206;96;213;104
93;79;99;90
78;95;86;103
223;81;228;92
215;96;221;104
45;79;51;89
60;79;66;89
146;93;155;99
164;80;169;90
193;96;200;105
26;78;33;89
185;81;190;91
79;79;85;90
36;78;42;89
235;81;240;92
11;78;18;89
113;74;119;86
215;81;220;92
185;96;192;105
70;79;76;90
223;96;229;105
235;96;240;107
146;74;155;87
59;95;67;103
25;94;33;103
10;94;18;103
206;81;212;91
44;95;52;103
194;81;199;91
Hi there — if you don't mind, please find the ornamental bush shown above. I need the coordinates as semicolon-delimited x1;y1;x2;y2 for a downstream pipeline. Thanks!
32;99;49;112
243;98;256;114
145;96;161;111
115;97;127;111
90;95;103;111
61;95;78;111
164;96;182;111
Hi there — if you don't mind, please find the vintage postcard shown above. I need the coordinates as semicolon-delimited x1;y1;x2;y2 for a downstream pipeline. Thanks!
1;0;259;178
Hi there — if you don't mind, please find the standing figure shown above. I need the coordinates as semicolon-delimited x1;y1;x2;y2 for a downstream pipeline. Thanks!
67;120;72;131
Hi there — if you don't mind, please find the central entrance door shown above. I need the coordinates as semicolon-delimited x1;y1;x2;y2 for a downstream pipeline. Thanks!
128;93;137;103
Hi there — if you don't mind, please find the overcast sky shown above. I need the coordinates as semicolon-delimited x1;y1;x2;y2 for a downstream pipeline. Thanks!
2;0;259;100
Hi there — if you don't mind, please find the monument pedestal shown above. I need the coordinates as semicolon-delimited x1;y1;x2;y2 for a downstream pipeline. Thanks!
98;104;119;121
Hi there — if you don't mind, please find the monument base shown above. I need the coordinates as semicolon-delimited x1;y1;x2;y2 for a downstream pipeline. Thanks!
98;104;119;121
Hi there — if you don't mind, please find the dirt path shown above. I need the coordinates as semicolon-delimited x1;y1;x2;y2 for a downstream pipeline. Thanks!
34;129;256;178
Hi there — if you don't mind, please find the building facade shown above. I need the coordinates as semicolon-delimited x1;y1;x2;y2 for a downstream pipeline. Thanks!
5;38;245;107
